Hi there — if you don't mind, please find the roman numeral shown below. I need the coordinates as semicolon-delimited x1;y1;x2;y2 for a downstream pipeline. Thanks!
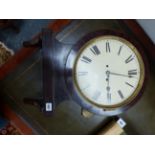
106;42;110;52
125;82;134;88
77;71;88;76
90;45;101;55
128;69;137;76
107;93;111;103
118;90;124;99
125;55;134;63
118;45;123;55
81;56;92;63
92;91;101;100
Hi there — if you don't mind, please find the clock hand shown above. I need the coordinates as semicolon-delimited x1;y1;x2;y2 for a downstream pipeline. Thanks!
106;71;111;103
106;71;110;88
109;71;133;78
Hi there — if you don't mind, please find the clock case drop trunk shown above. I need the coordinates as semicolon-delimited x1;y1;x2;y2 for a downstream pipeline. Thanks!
23;29;74;115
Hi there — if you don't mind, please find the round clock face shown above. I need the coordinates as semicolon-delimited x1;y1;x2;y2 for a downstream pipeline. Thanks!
73;36;145;108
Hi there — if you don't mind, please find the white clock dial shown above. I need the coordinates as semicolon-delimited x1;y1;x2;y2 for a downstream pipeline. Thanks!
74;36;145;107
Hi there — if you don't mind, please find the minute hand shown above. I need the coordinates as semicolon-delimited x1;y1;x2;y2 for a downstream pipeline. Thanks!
109;71;133;78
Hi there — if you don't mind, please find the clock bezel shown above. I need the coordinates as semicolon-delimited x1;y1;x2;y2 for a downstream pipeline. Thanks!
65;30;148;116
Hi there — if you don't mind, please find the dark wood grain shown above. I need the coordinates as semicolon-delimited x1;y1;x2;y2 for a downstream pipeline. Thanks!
42;29;54;115
119;20;155;61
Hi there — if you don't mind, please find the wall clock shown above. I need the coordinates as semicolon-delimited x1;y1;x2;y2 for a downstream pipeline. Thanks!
23;28;148;116
65;30;148;116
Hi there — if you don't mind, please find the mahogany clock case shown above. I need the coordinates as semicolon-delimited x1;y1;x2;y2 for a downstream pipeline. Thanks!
40;27;149;116
65;29;149;116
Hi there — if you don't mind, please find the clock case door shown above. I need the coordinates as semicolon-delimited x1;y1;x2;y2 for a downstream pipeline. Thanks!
65;30;148;116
